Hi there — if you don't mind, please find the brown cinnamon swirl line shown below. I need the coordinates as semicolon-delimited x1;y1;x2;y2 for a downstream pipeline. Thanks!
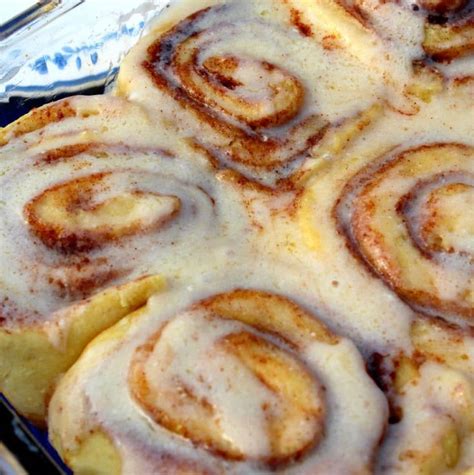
0;95;242;422
375;1;474;75
399;173;473;266
282;0;440;113
24;171;180;255
129;291;330;469
21;145;179;302
117;1;384;188
334;143;473;326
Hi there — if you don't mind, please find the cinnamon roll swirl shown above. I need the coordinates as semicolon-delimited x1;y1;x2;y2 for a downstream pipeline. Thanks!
293;80;472;355
335;143;473;325
116;0;384;187
48;287;387;474
297;74;473;331
0;1;472;472
0;95;247;421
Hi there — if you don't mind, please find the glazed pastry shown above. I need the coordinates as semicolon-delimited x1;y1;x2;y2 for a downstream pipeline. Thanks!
313;0;474;82
116;0;385;187
335;142;473;324
0;95;249;422
0;0;472;473
295;76;474;472
49;286;387;474
369;352;474;474
417;0;474;66
297;81;473;333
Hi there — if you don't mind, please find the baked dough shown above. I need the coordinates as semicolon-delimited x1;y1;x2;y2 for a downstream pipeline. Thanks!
0;0;472;473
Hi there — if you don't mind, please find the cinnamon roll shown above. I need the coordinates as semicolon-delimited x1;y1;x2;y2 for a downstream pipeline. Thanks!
0;95;248;422
307;0;474;84
298;80;473;334
49;286;387;474
116;0;384;187
372;354;474;474
335;143;473;325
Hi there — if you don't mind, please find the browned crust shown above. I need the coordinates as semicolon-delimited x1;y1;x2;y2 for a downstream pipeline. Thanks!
196;288;339;346
0;100;77;146
423;15;474;62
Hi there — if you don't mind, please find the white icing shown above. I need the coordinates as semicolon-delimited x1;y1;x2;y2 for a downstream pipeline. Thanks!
144;312;276;457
